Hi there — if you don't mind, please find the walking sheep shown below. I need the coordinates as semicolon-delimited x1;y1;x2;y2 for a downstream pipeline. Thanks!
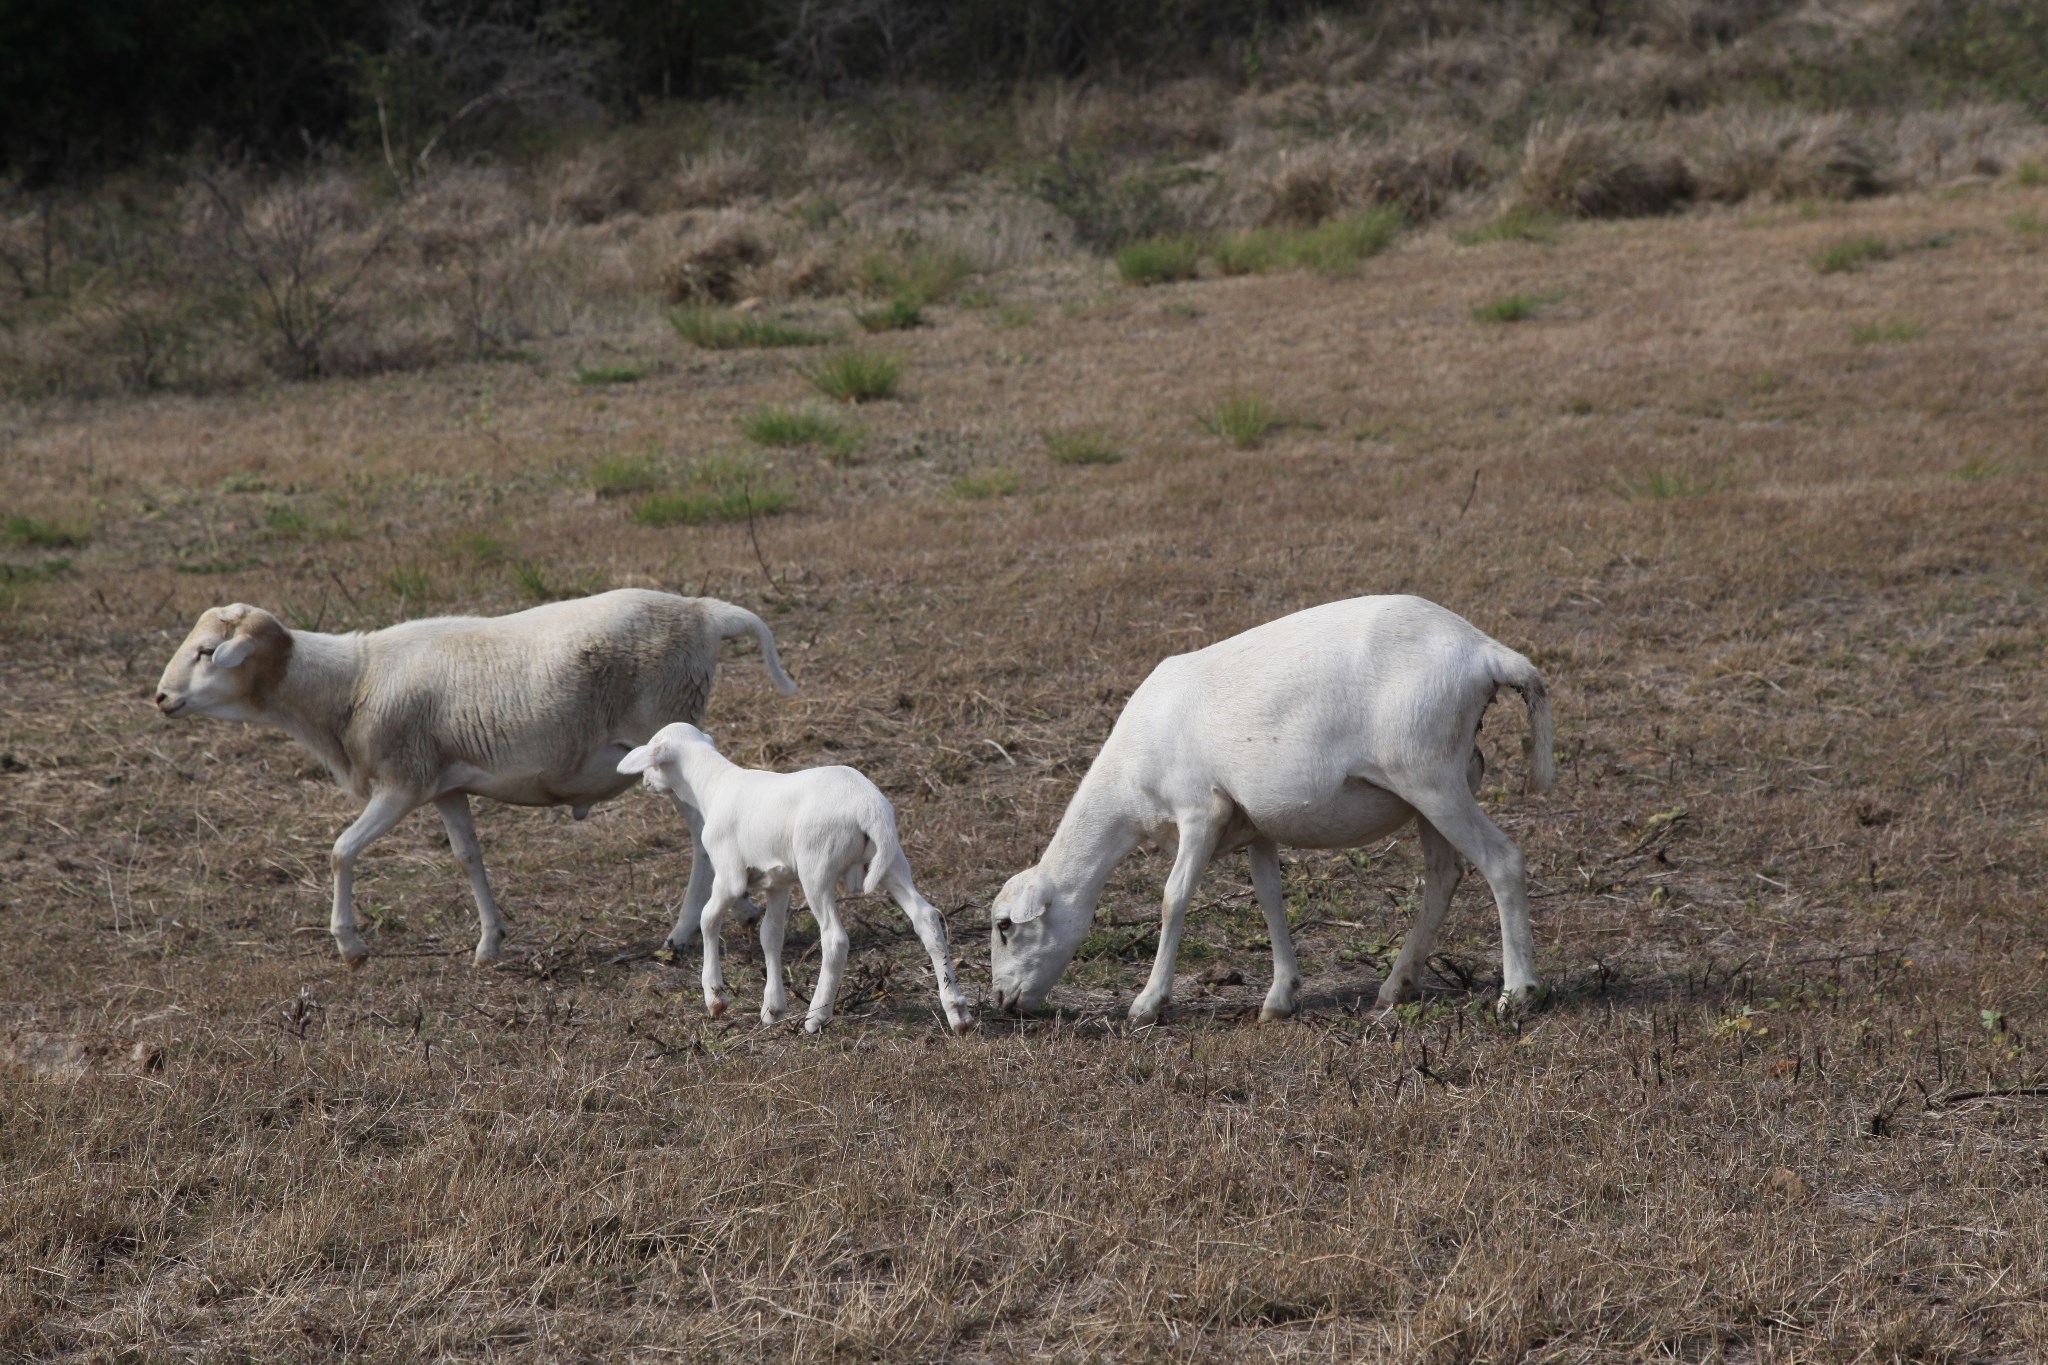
987;595;1554;1024
154;589;797;968
618;723;975;1034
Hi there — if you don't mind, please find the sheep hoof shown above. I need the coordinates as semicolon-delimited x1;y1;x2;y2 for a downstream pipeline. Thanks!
341;951;370;972
336;934;370;969
473;939;503;967
761;1006;787;1026
1376;981;1418;1009
951;1015;979;1036
1258;1004;1296;1023
1128;1000;1166;1028
706;997;728;1018
803;1016;827;1034
1496;984;1544;1017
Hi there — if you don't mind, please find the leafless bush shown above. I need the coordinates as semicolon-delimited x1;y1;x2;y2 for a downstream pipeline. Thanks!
547;145;644;224
657;219;773;304
1516;120;1695;218
190;170;404;378
1362;138;1491;221
1693;112;1885;203
672;147;769;210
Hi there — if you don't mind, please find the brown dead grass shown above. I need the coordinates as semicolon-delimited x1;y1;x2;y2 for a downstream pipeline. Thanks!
3;182;2048;1360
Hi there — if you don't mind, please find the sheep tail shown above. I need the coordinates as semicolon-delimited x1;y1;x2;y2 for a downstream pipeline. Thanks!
707;601;799;696
1486;646;1556;794
857;807;902;896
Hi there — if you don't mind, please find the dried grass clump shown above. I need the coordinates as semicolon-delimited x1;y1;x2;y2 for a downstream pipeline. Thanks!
1386;35;1509;89
409;167;531;263
1263;145;1356;228
1362;138;1491;221
548;146;644;225
673;147;768;210
1694;112;1884;203
1516;121;1695;219
657;220;773;305
1895;103;2032;185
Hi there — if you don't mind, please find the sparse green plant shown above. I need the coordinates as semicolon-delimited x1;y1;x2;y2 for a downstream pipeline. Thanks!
2;514;90;550
588;453;662;498
742;404;861;461
856;244;976;305
1852;320;1923;344
576;363;646;386
383;564;434;603
1455;207;1565;246
1611;467;1732;498
454;532;510;565
264;504;312;537
950;469;1020;499
633;456;792;526
856;294;925;332
511;561;553;601
1473;292;1553;323
1198;395;1284;448
806;349;903;403
1044;429;1123;466
1952;458;2010;483
1811;235;1891;273
2018;161;2047;187
2009;210;2047;237
670;308;833;350
1215;208;1403;278
1115;235;1204;286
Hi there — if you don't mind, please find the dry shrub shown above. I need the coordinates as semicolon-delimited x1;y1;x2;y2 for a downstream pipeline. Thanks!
548;145;644;224
1263;144;1354;227
1515;120;1695;218
409;166;531;263
658;217;773;304
1386;35;1508;89
1362;138;1491;221
1694;111;1884;203
1895;103;2032;185
764;246;845;299
672;147;768;209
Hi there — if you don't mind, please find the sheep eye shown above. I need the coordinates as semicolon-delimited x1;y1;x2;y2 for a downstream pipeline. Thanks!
996;918;1012;943
198;646;216;659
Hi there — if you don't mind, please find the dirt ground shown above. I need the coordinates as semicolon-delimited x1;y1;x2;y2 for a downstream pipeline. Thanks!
3;183;2047;1360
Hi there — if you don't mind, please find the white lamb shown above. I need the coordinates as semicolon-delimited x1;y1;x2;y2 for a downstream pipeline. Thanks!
988;595;1555;1024
154;589;796;968
618;723;975;1034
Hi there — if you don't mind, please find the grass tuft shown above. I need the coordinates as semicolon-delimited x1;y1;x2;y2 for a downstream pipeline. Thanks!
1612;467;1732;499
950;469;1020;499
1115;235;1205;286
1811;235;1892;274
670;308;833;350
1044;429;1124;466
1198;395;1283;448
805;349;903;403
856;244;976;305
855;294;925;333
1473;293;1554;324
632;455;791;527
588;454;663;498
1215;208;1403;278
575;364;646;386
1851;320;1923;345
3;514;90;550
742;404;862;461
1455;206;1565;246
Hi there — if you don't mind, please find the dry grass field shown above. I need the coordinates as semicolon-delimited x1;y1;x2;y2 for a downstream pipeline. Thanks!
4;178;2047;1360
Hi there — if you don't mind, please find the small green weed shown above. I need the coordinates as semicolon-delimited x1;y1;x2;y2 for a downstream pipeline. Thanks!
1952;458;2010;483
856;294;925;332
950;469;1021;499
1216;208;1403;277
1115;235;1205;285
263;505;312;537
383;564;435;603
511;561;553;601
1852;320;1924;345
454;532;510;565
742;404;861;461
576;364;646;386
589;453;663;498
670;308;833;350
2;514;89;549
2017;161;2046;187
1455;207;1564;246
1473;292;1555;323
2009;210;2047;237
633;456;792;527
1198;395;1284;449
856;244;976;304
1811;235;1892;274
806;349;903;403
1612;467;1731;499
1044;430;1123;466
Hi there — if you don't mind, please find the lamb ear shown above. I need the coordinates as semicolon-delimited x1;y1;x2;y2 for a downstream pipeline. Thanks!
617;743;657;776
1008;893;1052;925
211;635;258;669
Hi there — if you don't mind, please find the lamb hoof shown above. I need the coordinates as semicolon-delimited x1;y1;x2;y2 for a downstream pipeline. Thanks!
1128;1000;1166;1028
336;935;370;969
473;939;503;967
951;1015;979;1036
706;997;728;1019
1376;979;1418;1009
1496;984;1544;1017
803;1017;827;1034
761;1006;788;1027
1258;1004;1296;1023
341;951;370;972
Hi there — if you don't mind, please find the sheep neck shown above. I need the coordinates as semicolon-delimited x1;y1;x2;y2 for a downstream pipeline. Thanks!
263;630;366;789
1036;766;1143;917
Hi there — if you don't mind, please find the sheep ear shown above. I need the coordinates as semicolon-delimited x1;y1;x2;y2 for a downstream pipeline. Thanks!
211;636;258;669
1009;893;1051;925
617;744;657;776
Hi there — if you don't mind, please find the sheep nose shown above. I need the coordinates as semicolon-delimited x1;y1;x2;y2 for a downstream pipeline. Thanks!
154;692;170;709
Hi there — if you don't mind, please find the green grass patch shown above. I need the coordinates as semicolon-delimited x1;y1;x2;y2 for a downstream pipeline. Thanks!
575;363;646;386
383;564;435;602
2009;210;2047;237
633;456;792;527
1115;235;1205;286
0;557;73;585
856;244;976;304
1215;208;1403;278
2018;161;2046;188
1811;235;1892;274
950;469;1020;499
1198;395;1284;449
1044;429;1123;466
1952;458;2011;483
670;308;833;350
1612;468;1732;499
1852;320;1924;345
3;514;89;550
1473;292;1554;324
589;453;663;498
741;404;861;461
454;532;510;565
1455;207;1565;246
805;349;903;403
855;294;925;332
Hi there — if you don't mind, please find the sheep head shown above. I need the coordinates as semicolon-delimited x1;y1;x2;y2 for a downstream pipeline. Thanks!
989;865;1091;1015
156;604;294;722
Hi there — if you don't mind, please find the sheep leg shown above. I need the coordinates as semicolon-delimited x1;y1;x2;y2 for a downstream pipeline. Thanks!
879;856;976;1035
328;789;417;968
1397;784;1540;1013
434;793;506;966
698;882;745;1018
800;880;852;1034
1247;839;1301;1022
1378;817;1465;1007
1130;805;1225;1028
664;802;715;951
758;886;792;1026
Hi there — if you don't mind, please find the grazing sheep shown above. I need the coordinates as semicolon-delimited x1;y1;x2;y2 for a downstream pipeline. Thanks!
154;589;797;968
988;595;1554;1024
618;723;975;1034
